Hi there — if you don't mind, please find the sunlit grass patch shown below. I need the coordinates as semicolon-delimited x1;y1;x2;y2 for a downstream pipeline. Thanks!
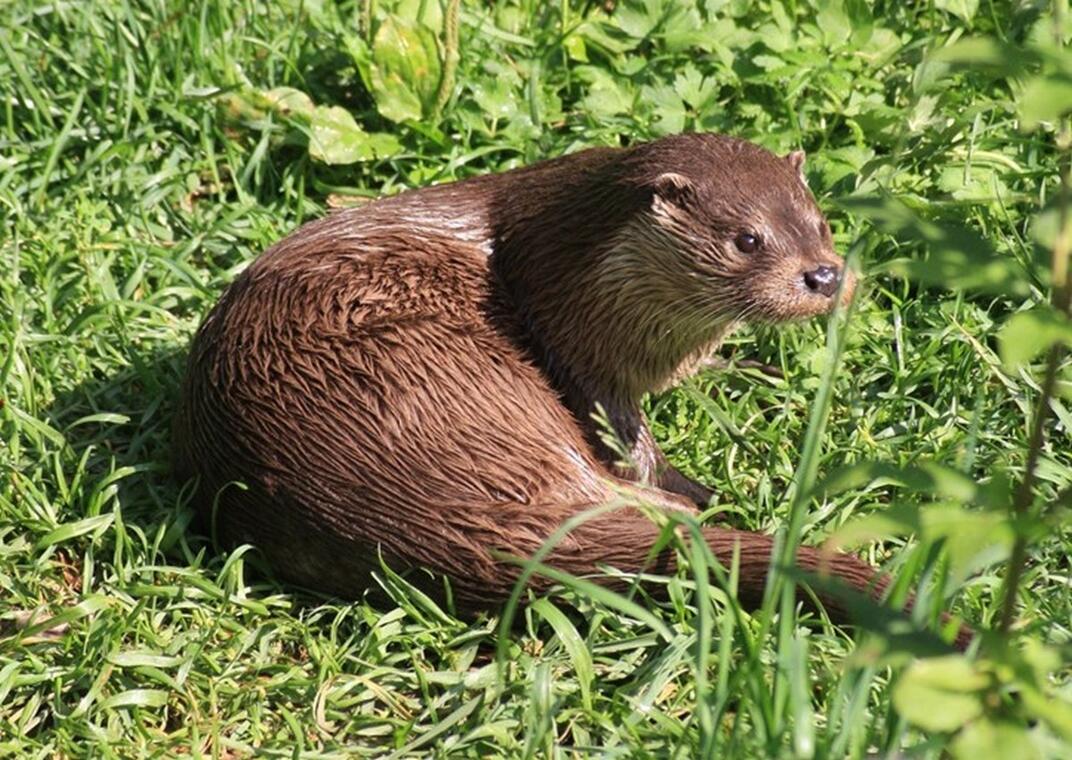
1;0;1069;756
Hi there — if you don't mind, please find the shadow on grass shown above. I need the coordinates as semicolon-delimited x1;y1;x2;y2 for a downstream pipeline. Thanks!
41;341;291;596
43;338;456;618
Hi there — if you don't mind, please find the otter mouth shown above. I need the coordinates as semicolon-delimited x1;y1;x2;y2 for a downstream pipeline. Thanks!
746;262;856;324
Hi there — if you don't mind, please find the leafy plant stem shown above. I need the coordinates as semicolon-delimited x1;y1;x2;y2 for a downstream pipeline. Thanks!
999;5;1072;632
999;342;1062;632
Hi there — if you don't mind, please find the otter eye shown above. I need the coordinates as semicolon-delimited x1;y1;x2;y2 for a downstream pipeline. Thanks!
734;232;760;254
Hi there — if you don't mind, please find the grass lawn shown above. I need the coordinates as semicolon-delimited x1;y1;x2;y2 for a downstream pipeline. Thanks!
1;0;1070;757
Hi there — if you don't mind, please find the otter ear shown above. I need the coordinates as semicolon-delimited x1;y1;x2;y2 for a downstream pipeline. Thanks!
650;172;696;206
786;150;806;179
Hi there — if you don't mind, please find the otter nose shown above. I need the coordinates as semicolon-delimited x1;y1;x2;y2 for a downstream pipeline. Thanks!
803;265;840;297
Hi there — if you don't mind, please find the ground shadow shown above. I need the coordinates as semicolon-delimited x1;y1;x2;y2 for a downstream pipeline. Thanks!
40;339;311;599
43;337;472;616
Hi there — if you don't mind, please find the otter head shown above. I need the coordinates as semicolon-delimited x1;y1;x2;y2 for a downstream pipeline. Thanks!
620;134;855;330
497;133;857;400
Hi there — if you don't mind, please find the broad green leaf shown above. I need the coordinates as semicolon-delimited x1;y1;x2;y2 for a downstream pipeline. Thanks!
307;106;400;164
782;569;958;657
263;86;314;116
813;145;875;187
1020;684;1072;741
1019;637;1063;681
937;164;1007;203
907;94;940;133
308;106;371;164
825;500;1013;586
662;6;711;52
840;195;1030;296
578;67;633;117
219;87;315;125
642;83;686;135
1009;641;1072;740
227;86;400;164
934;0;978;23
950;718;1040;760
998;307;1072;369
614;0;663;40
365;132;403;157
822;502;922;549
673;65;716;110
1031;204;1066;250
463;664;498;690
370;16;441;123
345;32;373;91
218;91;268;123
920;506;1014;585
843;0;875;41
932;37;1038;76
816;0;852;47
893;655;987;732
1020;73;1072;129
469;79;519;121
576;18;638;56
396;0;442;28
818;460;1008;509
563;33;588;62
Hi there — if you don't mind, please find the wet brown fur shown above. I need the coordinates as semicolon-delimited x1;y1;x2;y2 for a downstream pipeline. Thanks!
173;133;971;648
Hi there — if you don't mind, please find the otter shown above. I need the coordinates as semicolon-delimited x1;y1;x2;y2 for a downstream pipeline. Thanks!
174;133;969;647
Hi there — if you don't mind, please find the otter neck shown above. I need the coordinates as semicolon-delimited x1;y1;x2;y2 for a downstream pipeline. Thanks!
487;154;730;403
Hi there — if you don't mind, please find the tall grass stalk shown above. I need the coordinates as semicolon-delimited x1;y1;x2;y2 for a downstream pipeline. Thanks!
433;0;460;117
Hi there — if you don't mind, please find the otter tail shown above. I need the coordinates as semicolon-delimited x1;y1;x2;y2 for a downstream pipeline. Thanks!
487;505;974;652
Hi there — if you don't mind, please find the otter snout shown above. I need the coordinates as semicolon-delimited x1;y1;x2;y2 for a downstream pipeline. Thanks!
803;264;841;297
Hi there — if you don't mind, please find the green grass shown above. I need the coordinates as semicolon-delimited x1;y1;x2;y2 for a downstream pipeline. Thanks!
1;0;1070;757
